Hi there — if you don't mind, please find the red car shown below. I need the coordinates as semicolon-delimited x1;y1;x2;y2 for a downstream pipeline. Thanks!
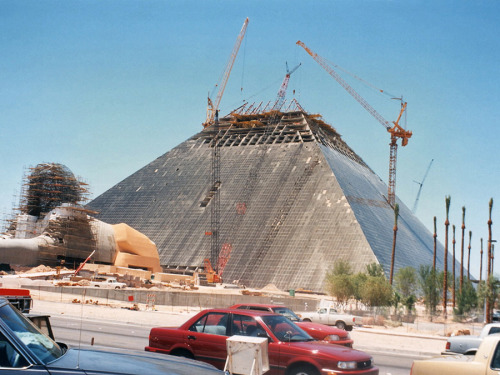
230;303;353;347
146;308;378;375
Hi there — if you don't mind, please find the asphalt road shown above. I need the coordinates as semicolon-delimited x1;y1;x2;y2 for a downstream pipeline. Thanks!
50;315;420;375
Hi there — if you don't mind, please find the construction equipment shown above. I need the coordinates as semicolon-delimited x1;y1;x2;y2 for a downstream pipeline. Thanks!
272;62;301;111
204;18;249;128
74;249;95;276
412;159;433;214
297;41;412;206
203;258;222;284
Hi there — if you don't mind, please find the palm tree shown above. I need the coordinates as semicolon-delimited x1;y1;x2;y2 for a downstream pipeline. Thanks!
433;216;437;271
467;231;472;280
486;198;494;323
460;207;466;293
452;224;456;308
390;204;399;285
480;238;483;283
443;196;450;319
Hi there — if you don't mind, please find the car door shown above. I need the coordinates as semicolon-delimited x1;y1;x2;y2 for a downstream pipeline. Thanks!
186;312;229;369
0;330;51;375
317;308;328;324
231;313;281;375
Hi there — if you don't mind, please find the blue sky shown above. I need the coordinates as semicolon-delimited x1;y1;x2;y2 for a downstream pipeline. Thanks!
1;0;498;279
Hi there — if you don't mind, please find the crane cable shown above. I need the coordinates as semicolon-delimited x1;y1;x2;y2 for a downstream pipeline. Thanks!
322;55;397;99
240;31;247;94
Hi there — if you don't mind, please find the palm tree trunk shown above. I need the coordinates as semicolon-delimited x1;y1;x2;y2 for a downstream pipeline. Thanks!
460;207;465;294
443;196;450;319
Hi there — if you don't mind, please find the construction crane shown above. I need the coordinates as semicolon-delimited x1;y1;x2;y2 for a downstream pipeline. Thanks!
412;159;433;214
203;18;249;128
271;62;301;111
297;41;412;206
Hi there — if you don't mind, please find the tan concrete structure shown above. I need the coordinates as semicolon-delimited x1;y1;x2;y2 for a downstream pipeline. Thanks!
112;223;162;273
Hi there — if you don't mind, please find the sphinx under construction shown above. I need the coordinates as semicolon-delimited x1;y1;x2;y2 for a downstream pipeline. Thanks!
87;107;447;291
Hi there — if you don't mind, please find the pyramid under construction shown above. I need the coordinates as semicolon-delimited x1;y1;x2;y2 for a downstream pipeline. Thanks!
87;107;448;291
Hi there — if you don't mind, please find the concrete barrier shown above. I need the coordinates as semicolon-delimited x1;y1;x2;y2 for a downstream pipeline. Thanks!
24;285;320;312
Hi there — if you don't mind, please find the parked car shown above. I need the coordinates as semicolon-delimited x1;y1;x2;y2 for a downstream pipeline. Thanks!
0;297;223;375
230;303;353;347
443;323;500;355
411;335;500;375
146;308;378;375
492;310;500;322
300;306;357;331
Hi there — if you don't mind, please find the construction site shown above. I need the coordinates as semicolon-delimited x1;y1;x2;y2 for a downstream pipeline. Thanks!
1;19;456;294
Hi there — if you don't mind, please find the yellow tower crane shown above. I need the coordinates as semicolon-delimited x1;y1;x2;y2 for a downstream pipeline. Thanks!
297;40;412;206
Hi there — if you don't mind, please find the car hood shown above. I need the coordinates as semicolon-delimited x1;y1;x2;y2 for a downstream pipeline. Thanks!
47;347;222;375
285;340;369;361
296;322;347;336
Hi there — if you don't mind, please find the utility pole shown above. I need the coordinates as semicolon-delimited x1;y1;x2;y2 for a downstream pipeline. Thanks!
443;196;450;319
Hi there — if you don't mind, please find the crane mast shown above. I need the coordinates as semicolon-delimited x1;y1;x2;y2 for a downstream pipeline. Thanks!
297;40;412;206
204;18;249;128
272;62;301;111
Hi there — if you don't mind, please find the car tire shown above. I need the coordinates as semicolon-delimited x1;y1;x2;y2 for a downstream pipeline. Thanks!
289;364;319;375
302;318;312;322
335;321;346;330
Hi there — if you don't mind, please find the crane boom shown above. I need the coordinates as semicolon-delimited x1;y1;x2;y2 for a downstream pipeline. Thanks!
412;159;434;213
272;62;301;111
204;18;249;128
296;40;412;206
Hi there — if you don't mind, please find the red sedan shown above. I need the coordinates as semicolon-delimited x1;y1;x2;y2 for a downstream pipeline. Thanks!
230;303;353;347
146;308;378;375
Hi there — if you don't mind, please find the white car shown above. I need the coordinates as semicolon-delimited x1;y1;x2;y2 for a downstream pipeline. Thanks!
300;306;356;330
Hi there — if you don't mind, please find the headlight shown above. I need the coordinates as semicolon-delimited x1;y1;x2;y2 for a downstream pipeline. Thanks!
337;361;357;369
325;334;340;341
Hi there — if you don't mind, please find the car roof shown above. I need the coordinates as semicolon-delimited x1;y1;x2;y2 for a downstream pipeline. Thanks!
230;303;289;309
200;308;276;317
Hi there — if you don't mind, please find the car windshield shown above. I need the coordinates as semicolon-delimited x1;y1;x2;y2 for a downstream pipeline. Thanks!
271;307;301;322
0;303;63;364
261;315;314;342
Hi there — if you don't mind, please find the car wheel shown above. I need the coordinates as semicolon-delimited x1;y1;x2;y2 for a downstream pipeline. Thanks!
115;286;120;289
335;321;346;330
289;364;319;375
302;318;312;322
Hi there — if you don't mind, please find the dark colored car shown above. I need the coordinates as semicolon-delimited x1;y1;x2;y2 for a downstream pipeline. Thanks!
146;308;378;375
230;303;353;347
0;297;223;375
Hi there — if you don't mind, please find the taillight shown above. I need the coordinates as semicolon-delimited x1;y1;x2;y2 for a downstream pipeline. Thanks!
446;342;450;350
